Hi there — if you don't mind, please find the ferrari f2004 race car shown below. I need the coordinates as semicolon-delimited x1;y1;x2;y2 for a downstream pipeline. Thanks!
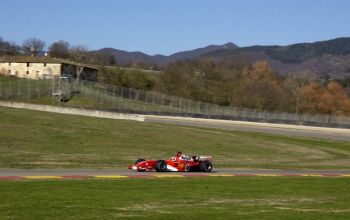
128;152;212;172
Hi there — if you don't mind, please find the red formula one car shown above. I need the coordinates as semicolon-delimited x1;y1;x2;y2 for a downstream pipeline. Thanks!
128;152;213;172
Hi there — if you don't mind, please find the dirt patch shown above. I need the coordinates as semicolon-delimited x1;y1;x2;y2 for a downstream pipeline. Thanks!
262;142;333;159
200;197;327;206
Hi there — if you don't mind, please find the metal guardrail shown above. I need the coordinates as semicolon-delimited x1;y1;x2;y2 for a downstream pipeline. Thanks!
0;77;349;128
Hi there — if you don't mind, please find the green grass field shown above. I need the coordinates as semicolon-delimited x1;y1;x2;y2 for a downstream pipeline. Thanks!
0;106;349;169
0;177;349;219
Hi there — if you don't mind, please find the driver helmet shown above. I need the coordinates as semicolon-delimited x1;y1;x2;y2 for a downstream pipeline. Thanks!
176;151;182;157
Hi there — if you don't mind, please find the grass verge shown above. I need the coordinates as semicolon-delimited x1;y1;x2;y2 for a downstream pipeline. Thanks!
0;177;349;219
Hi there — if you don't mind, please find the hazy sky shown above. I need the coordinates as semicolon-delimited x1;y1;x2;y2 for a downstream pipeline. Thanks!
1;0;350;55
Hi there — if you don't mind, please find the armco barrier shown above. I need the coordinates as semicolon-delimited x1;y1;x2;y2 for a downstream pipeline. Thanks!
0;101;145;122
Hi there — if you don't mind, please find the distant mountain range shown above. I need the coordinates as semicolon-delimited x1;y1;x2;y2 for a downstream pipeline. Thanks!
93;42;238;66
93;37;350;78
201;37;350;78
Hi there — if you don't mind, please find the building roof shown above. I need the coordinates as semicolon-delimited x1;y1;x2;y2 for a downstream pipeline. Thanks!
0;55;97;70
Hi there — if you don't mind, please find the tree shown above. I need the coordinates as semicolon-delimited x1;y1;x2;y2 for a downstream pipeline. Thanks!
75;65;85;83
48;40;70;58
230;61;287;111
109;55;116;66
298;82;324;114
22;38;45;56
299;81;350;115
0;37;19;55
69;45;89;63
322;81;350;114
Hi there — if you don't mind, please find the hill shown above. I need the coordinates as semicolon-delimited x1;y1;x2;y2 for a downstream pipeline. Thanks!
94;37;350;78
202;37;350;78
93;42;238;66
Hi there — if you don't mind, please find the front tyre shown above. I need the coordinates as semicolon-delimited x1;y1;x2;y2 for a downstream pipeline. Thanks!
199;161;212;172
155;160;167;172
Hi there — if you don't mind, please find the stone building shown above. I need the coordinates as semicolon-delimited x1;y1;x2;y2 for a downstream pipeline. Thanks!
0;56;97;81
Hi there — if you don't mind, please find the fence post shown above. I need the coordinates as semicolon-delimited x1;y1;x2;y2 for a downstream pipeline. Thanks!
99;86;103;106
112;86;116;110
120;87;123;110
206;103;209;117
7;80;11;100
124;88;128;110
36;79;40;99
197;101;201;114
44;79;47;97
161;94;164;105
91;83;98;105
27;79;30;100
152;92;155;104
51;78;54;104
179;98;182;114
17;79;21;100
117;87;121;110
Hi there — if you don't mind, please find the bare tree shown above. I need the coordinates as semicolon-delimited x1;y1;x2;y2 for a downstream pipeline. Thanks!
75;65;85;83
0;37;20;55
69;45;89;63
48;40;70;59
69;45;90;83
22;38;45;56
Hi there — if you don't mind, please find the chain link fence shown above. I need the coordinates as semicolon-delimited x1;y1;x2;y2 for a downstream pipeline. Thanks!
0;77;350;128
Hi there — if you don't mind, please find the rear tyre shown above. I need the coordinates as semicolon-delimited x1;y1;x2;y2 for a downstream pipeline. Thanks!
199;161;212;172
155;160;167;172
135;159;145;165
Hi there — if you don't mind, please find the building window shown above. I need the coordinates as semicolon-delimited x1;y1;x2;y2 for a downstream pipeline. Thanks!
26;71;29;75
26;62;29;67
9;62;11;66
44;63;47;67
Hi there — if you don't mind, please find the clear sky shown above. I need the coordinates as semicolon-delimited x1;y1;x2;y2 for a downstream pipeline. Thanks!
1;0;350;55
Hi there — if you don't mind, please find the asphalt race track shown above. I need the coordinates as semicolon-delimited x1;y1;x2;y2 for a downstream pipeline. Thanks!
144;115;350;141
1;169;350;180
1;102;349;141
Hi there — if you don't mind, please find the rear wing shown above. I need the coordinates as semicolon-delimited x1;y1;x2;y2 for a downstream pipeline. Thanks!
198;156;212;162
